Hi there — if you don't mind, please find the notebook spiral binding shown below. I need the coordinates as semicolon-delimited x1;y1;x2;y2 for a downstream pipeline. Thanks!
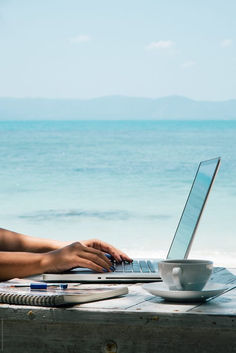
0;292;64;306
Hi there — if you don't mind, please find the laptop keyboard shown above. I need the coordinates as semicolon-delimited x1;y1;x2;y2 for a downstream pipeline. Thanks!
113;260;158;273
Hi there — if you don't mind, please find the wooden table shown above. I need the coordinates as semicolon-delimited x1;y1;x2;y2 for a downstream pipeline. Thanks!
0;267;236;353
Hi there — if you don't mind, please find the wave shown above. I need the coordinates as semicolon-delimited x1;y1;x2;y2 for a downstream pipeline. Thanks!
19;209;171;222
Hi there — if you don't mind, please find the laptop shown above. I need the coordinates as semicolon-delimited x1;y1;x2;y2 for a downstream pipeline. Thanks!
43;157;221;283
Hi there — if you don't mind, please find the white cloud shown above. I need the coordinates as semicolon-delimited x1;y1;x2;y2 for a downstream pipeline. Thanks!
69;35;91;44
146;40;174;50
181;60;196;69
220;39;233;48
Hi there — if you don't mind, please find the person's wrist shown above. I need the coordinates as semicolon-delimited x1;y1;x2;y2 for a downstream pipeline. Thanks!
40;252;54;273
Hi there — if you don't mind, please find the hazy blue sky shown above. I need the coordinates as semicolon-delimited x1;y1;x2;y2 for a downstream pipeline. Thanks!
0;0;235;100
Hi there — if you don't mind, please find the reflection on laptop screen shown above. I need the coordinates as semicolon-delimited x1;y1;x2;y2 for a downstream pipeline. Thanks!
167;157;220;260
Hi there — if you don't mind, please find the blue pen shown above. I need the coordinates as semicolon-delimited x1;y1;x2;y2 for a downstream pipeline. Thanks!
30;283;68;290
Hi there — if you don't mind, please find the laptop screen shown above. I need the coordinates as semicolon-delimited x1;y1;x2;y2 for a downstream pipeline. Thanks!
167;157;220;260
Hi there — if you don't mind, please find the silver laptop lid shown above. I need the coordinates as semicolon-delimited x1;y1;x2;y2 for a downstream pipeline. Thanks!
167;157;221;260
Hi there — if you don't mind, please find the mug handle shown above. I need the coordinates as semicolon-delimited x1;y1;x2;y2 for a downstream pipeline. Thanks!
172;267;183;290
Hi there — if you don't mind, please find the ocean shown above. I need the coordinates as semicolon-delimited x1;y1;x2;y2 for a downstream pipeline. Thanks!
0;120;236;267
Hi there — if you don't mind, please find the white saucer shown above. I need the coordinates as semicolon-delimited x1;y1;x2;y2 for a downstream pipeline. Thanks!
143;282;228;302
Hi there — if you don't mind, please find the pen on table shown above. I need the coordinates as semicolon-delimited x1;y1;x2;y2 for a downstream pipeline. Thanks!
8;283;68;290
30;283;68;290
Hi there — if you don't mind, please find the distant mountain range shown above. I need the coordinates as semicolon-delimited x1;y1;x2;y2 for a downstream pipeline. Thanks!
0;95;236;120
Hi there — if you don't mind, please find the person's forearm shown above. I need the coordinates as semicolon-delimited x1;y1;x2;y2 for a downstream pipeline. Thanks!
0;251;49;281
0;228;70;252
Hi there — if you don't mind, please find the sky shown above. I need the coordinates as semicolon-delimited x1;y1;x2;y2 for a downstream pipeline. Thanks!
0;0;235;101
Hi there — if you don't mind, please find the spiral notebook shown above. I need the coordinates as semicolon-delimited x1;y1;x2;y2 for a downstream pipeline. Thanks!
0;285;128;307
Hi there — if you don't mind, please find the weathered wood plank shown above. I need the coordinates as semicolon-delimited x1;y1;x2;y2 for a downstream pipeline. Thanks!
72;283;152;311
124;284;197;313
1;308;236;353
190;286;236;315
208;267;236;285
227;268;236;276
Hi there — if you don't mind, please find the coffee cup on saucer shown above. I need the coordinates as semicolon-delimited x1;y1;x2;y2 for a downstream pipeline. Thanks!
159;259;213;291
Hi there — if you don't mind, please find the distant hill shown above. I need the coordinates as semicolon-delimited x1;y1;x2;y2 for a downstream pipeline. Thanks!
0;95;236;120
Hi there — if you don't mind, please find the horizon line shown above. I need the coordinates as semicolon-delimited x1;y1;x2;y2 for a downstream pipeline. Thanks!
0;95;236;103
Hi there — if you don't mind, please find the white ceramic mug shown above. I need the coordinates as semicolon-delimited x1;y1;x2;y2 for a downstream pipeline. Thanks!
159;259;213;291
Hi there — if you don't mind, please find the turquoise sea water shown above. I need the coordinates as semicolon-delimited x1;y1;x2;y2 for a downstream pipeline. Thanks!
0;120;236;266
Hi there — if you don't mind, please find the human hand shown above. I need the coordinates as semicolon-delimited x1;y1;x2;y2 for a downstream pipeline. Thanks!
80;238;133;263
42;241;115;273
